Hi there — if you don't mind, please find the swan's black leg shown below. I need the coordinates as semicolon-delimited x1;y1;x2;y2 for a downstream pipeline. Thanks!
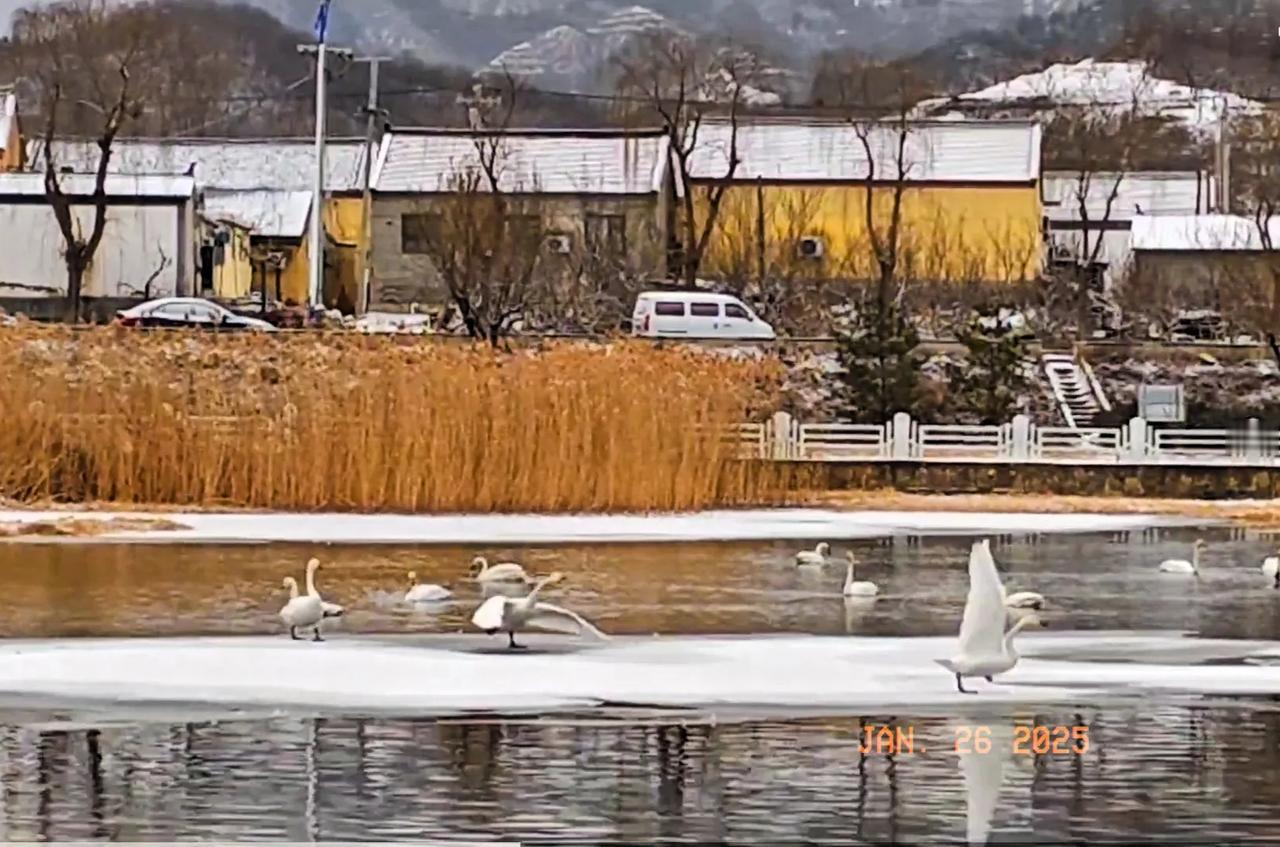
508;632;526;650
985;676;994;683
956;674;976;695
312;626;324;643
290;626;300;641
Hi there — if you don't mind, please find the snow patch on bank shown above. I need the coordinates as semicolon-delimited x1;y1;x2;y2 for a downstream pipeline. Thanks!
0;509;1191;545
0;633;1273;716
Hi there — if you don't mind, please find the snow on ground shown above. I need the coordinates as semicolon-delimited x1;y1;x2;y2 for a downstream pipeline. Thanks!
0;509;1190;545
0;633;1273;716
924;59;1262;134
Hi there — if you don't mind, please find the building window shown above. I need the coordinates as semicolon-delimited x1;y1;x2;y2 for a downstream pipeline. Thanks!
585;213;627;257
504;214;542;247
401;213;443;254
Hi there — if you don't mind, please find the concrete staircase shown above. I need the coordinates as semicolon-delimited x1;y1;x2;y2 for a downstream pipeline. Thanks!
1042;351;1110;428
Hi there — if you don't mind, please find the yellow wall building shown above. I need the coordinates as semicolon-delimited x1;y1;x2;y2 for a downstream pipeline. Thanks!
687;119;1044;283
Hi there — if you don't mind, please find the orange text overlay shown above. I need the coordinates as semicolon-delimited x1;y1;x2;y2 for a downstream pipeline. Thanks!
857;724;1090;756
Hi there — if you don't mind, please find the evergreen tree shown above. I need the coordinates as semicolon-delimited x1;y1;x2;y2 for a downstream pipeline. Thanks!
835;288;921;424
949;310;1031;424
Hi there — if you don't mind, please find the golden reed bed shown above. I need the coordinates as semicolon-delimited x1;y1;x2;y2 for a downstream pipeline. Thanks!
0;327;806;513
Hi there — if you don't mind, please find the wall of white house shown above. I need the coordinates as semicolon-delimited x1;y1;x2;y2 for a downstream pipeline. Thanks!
0;201;191;299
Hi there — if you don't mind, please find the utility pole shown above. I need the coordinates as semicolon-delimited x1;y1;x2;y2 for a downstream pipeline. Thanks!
298;0;351;310
354;56;388;316
456;82;501;130
1217;94;1232;213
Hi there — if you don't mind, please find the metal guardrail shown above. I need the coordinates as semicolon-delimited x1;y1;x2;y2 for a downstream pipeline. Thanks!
727;412;1280;467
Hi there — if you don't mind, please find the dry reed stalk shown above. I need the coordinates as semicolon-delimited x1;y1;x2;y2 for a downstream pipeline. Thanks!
0;327;789;513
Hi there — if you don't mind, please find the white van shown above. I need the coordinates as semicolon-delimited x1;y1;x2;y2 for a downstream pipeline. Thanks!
631;291;776;340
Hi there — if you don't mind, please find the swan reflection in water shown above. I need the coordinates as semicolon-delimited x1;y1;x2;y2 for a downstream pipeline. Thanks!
952;718;1021;845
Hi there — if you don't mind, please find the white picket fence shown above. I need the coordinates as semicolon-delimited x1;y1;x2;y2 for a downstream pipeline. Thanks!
727;412;1280;466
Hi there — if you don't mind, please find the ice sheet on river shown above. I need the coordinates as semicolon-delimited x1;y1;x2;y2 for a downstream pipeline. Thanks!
0;632;1273;717
0;508;1190;545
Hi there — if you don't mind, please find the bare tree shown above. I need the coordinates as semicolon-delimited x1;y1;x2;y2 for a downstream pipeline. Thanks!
614;34;758;285
826;57;936;297
1041;62;1201;337
7;1;148;321
417;78;545;346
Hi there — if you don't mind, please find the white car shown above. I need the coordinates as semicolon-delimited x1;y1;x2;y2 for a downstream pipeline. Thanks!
631;291;776;340
116;297;277;332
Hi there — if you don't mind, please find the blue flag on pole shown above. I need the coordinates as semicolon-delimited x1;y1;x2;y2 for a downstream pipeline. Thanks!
313;0;331;43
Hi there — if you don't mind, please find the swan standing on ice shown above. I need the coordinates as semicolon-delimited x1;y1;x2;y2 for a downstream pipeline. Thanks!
796;542;831;566
1159;539;1205;576
842;552;879;597
1262;551;1280;588
471;572;607;649
279;575;324;641
936;539;1046;694
405;571;452;603
470;555;533;584
303;557;345;617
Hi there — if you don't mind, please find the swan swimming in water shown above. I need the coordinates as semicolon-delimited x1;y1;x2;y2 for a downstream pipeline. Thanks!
279;572;324;642
1159;539;1205;577
470;572;607;649
796;542;830;566
842;552;879;597
470;555;533;584
936;539;1046;694
404;571;452;603
303;557;345;617
1262;551;1280;589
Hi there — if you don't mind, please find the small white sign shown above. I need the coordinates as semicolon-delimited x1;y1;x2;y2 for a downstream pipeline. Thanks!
1139;384;1185;423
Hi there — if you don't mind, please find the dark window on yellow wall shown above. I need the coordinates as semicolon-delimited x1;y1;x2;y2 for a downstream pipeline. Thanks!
401;213;443;254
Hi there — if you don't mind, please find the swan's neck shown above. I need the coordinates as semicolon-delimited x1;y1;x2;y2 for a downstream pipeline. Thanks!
1192;546;1201;570
305;565;319;597
475;559;488;576
285;579;298;599
1002;616;1034;659
844;563;854;589
526;576;556;605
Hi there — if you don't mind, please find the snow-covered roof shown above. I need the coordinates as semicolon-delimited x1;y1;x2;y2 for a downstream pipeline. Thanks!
1043;171;1211;222
1130;214;1280;252
0;90;15;153
0;172;195;198
25;138;368;192
373;129;670;194
201;190;312;238
927;60;1262;134
686;119;1041;184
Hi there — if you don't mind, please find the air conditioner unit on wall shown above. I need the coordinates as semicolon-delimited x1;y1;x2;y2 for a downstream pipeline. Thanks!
797;235;825;259
545;234;572;254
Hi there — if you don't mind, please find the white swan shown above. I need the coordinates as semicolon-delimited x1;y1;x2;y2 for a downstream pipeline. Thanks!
1159;539;1205;576
470;555;533;584
842;551;879;597
303;557;345;617
405;571;452;603
471;572;608;649
1262;551;1280;589
796;542;830;566
279;576;324;641
936;539;1046;694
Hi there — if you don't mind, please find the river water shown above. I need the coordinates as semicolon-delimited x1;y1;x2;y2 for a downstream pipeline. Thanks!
0;524;1277;842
